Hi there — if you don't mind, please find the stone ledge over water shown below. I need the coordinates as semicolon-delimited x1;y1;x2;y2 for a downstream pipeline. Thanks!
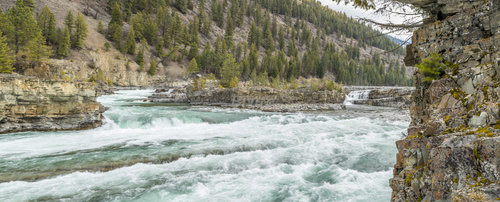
0;74;105;134
151;86;346;112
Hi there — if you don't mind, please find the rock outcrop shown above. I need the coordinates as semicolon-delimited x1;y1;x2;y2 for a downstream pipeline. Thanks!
0;74;104;134
345;87;415;108
188;87;345;112
390;0;500;201
151;84;345;112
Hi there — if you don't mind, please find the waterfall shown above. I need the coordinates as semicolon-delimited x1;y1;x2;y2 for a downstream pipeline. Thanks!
344;90;371;105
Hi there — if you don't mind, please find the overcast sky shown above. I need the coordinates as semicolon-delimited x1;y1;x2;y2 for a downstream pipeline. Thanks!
316;0;414;39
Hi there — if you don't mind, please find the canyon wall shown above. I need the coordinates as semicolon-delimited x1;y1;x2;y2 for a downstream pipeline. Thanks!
0;74;104;134
390;0;500;201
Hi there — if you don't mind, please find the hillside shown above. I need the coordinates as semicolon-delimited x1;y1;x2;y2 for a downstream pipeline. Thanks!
0;0;412;87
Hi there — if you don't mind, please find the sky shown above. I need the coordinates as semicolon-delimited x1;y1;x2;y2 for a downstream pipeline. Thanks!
317;0;415;40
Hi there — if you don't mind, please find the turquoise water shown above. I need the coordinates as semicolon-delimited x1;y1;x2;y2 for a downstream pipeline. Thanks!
0;90;408;202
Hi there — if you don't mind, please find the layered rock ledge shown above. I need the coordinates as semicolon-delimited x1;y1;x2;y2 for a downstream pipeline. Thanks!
345;87;415;108
0;74;104;134
151;86;345;112
391;0;500;201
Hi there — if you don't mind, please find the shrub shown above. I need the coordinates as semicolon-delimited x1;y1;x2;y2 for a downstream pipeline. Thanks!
325;80;336;91
229;76;239;88
104;42;111;51
416;53;447;83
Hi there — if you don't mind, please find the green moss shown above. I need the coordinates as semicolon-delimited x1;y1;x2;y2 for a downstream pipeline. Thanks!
444;115;451;125
474;148;481;160
476;127;495;137
482;86;489;101
450;88;466;100
452;178;459;184
406;172;414;186
495;120;500;130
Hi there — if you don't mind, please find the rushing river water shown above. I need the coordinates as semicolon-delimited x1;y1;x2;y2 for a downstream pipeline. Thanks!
0;90;409;202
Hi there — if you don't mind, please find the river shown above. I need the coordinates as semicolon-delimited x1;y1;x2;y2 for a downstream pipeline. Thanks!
0;90;409;202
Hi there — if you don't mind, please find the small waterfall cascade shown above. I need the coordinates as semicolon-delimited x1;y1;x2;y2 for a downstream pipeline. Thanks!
344;90;371;105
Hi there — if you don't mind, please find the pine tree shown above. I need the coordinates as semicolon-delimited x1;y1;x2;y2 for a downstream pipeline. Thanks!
72;13;88;49
136;49;145;71
263;26;274;51
0;31;14;74
97;20;105;34
6;0;40;54
278;27;285;50
248;44;258;74
108;2;123;47
64;11;74;35
23;30;52;63
57;27;71;57
36;5;56;44
219;53;240;87
125;27;136;55
247;22;260;46
110;2;123;26
224;14;234;50
175;0;187;13
148;59;157;75
187;58;198;74
109;23;122;49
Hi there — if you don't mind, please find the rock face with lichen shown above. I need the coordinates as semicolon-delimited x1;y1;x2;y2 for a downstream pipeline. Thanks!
390;0;500;201
0;74;104;134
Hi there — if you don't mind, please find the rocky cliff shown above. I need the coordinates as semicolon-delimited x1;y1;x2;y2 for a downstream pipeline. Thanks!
390;0;500;201
0;74;104;134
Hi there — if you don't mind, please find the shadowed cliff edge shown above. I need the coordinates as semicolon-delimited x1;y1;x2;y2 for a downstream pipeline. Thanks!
390;0;500;201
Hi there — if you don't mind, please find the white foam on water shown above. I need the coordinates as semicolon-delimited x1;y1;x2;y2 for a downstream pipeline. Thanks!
0;90;408;202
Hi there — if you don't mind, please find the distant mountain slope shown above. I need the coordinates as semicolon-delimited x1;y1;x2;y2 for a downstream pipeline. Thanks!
0;0;413;86
386;35;411;46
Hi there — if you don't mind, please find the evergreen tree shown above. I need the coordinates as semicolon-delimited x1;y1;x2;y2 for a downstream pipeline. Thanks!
72;13;88;49
248;44;258;74
263;26;274;51
23;30;52;63
0;31;14;74
136;49;145;71
219;53;240;87
57;27;71;57
64;11;74;35
97;20;105;34
148;59;157;75
224;14;234;50
110;2;123;26
212;0;224;28
108;2;123;47
278;27;285;50
125;27;136;55
6;0;40;54
109;23;122;49
36;5;56;44
175;0;187;13
247;22;260;46
187;58;199;74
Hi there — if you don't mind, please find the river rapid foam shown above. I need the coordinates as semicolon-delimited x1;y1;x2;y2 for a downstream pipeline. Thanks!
0;90;409;202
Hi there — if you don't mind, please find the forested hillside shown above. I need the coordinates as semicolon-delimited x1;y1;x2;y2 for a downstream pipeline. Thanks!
0;0;413;87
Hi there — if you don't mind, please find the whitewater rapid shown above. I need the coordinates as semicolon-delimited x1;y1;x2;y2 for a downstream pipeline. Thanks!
0;90;409;202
